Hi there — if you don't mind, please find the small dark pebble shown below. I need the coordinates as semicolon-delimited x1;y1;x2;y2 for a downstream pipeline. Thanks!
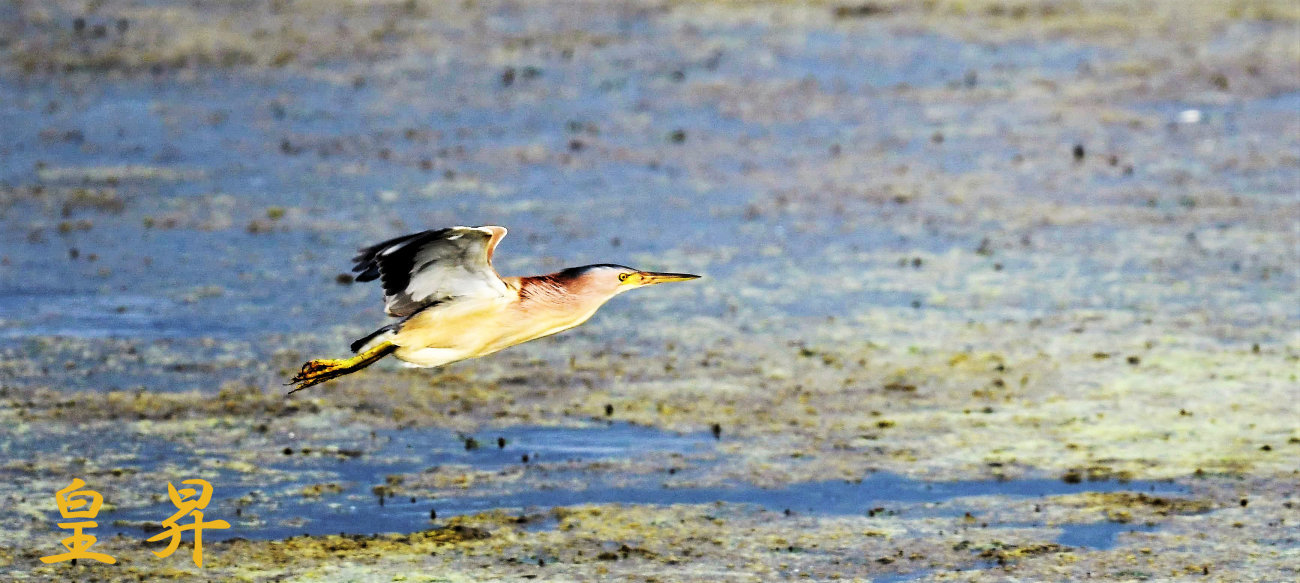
1127;356;1141;365
521;453;529;463
604;403;613;416
832;3;889;19
464;437;479;450
1240;498;1248;507
335;273;354;285
711;423;722;439
1073;143;1085;161
282;447;293;455
669;129;686;143
430;509;437;520
497;437;506;449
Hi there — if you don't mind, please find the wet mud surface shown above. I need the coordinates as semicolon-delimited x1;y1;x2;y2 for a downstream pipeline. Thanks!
1;0;1298;581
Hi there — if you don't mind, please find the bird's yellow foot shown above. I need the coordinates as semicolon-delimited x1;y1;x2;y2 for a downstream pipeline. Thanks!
286;342;397;395
287;359;350;393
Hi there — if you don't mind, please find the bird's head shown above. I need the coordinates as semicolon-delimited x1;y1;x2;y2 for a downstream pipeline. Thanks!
557;264;700;300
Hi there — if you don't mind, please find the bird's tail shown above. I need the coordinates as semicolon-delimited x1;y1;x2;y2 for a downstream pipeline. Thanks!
350;324;397;353
287;341;397;394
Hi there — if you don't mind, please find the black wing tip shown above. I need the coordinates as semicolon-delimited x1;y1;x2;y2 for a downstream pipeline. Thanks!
351;260;381;281
350;229;450;301
350;230;434;280
353;267;381;282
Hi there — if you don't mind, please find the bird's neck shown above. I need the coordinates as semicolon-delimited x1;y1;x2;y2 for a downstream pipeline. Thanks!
514;274;608;322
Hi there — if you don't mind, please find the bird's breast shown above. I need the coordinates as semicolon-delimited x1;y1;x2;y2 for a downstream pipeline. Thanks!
391;294;601;359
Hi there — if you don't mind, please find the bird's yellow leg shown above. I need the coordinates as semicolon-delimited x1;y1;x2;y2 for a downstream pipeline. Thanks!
287;342;397;394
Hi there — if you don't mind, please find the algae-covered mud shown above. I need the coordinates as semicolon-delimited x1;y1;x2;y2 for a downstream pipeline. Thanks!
1;0;1297;581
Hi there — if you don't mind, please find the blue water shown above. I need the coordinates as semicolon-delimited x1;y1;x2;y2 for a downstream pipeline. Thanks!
75;423;1189;547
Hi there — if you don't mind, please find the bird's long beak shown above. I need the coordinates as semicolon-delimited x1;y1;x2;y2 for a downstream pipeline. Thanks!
634;271;701;286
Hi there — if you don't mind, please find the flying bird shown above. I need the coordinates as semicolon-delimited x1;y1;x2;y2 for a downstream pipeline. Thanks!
288;226;699;393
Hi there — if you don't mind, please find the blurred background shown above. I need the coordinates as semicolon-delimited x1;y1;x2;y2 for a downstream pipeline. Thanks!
1;0;1297;580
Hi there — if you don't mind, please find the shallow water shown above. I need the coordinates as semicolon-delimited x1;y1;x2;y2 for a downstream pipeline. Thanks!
0;22;1242;348
82;422;1186;550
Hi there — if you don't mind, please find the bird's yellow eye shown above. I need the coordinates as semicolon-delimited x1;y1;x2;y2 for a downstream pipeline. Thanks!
618;273;631;282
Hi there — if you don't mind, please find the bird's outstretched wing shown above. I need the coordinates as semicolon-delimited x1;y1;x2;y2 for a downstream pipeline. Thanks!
352;226;509;317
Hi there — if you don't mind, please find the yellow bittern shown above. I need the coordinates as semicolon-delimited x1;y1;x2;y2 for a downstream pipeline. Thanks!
288;226;699;393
